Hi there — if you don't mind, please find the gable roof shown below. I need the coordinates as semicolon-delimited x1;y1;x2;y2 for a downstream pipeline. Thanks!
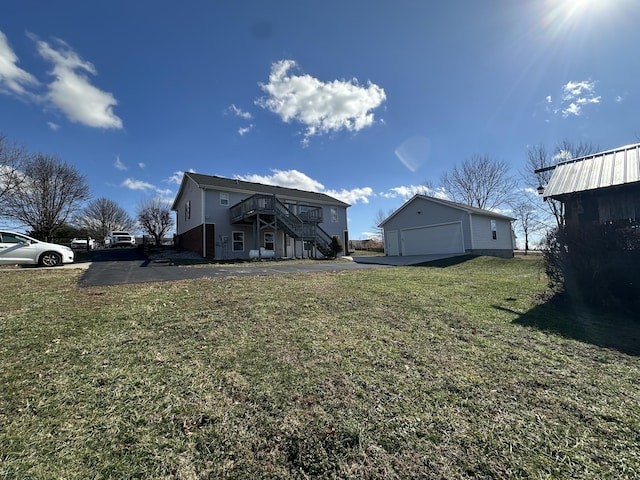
380;194;515;227
543;143;640;200
172;172;350;210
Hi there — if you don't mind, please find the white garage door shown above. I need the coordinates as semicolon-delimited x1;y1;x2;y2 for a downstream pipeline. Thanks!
401;222;464;255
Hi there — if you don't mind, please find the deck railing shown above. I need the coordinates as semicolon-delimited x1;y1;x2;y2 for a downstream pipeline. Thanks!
230;194;333;256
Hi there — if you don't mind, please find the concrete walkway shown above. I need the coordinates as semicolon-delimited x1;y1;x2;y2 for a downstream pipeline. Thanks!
349;253;467;266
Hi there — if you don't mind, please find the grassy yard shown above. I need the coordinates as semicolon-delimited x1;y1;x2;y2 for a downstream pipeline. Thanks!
1;257;639;479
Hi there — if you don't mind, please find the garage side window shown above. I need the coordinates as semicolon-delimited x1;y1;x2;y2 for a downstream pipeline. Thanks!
491;220;497;240
232;231;244;251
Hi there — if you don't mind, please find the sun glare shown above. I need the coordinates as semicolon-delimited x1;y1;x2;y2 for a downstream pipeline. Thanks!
554;0;607;18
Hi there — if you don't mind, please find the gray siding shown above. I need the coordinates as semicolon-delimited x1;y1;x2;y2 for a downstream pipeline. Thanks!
382;195;514;258
469;215;514;251
383;197;472;252
176;181;348;259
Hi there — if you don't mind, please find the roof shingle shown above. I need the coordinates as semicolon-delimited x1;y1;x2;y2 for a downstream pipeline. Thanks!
184;172;350;207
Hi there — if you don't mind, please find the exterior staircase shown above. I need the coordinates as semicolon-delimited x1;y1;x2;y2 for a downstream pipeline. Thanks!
230;194;336;258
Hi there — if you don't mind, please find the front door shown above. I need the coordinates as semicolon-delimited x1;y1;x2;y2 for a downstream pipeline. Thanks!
386;230;399;256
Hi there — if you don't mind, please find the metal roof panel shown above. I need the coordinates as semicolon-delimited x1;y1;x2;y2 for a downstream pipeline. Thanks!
543;143;640;198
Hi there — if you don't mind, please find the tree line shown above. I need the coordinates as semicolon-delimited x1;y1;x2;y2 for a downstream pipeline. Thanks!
0;133;174;245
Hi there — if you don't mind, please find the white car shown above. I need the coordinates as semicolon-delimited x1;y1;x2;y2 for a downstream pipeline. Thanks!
0;230;75;267
106;231;136;248
70;237;97;250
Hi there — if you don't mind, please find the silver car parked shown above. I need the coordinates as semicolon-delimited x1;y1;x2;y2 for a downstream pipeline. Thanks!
0;231;75;267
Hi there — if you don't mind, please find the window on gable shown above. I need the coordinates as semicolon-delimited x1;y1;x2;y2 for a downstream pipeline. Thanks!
232;231;244;251
331;207;338;223
491;220;497;240
220;192;229;206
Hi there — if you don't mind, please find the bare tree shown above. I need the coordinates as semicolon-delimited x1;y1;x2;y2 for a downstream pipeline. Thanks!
4;153;90;240
440;155;516;210
0;134;28;216
372;208;395;241
525;140;598;227
509;195;544;253
72;197;136;241
137;198;174;246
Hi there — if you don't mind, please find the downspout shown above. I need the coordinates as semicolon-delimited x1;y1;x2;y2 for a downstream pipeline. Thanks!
274;195;278;258
468;212;474;252
202;188;207;258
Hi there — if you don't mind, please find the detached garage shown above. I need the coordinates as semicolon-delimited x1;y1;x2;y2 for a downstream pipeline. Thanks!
380;195;515;259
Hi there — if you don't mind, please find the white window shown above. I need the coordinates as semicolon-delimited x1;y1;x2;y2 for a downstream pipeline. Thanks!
331;207;338;223
220;192;229;206
491;220;497;240
264;232;274;250
232;231;244;251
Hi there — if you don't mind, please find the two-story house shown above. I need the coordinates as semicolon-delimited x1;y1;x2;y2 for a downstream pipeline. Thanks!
171;172;350;259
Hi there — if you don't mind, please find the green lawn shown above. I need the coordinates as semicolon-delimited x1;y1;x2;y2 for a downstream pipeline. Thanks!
1;257;639;479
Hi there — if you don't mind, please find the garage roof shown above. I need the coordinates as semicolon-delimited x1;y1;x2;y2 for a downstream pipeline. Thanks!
542;143;640;200
380;194;515;227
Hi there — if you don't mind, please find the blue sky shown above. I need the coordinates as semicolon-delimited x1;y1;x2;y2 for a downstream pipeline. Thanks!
1;0;639;243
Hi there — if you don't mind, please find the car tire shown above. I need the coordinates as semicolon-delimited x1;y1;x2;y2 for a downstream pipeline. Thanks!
39;251;62;267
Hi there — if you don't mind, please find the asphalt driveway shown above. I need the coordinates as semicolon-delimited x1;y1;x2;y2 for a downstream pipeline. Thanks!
78;248;388;287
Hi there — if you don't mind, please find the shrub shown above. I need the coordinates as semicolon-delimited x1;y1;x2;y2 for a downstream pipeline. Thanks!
329;236;344;258
543;224;640;312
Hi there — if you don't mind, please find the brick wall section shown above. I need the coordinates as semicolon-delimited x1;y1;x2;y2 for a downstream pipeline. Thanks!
177;225;204;257
177;224;216;259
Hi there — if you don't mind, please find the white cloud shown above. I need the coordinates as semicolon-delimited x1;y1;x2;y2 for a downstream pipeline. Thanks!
542;79;602;119
114;156;127;171
166;170;194;185
562;102;581;117
381;184;442;200
227;104;253;120
122;178;155;191
0;31;39;96
34;36;122;129
154;187;173;196
553;149;573;162
238;169;324;191
138;162;146;169
122;177;173;197
324;187;373;205
238;124;254;136
562;80;595;100
560;79;600;118
236;169;373;205
47;121;60;131
256;59;386;144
